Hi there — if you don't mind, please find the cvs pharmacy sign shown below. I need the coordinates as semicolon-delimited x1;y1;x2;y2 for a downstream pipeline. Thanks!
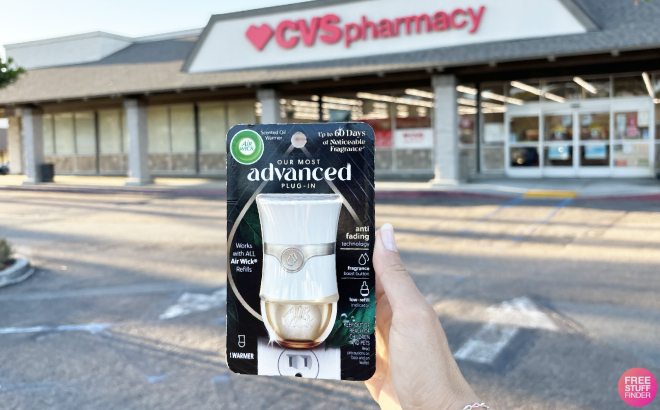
186;0;589;73
246;6;486;50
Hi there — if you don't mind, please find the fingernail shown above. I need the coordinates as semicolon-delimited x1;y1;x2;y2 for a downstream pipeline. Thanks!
380;223;397;251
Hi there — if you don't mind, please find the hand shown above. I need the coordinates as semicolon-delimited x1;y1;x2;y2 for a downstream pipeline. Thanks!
365;223;480;410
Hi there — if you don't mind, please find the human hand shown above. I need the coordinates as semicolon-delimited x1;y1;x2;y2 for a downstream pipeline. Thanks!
365;223;481;410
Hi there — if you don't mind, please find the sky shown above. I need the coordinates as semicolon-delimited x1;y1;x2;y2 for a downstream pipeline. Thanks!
0;0;311;57
0;0;311;128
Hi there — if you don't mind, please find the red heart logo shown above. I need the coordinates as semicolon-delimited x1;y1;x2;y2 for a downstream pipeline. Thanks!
246;24;273;51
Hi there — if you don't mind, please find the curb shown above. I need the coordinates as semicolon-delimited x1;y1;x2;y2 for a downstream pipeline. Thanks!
574;194;660;201
375;190;515;200
0;185;227;198
2;185;660;201
0;258;35;288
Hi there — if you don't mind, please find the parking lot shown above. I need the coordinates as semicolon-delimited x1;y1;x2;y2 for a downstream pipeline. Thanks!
0;190;659;409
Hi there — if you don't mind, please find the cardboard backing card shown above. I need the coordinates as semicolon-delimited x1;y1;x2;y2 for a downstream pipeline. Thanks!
226;123;376;381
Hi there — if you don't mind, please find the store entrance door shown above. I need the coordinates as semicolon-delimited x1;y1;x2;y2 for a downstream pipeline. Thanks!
506;97;654;178
575;109;611;177
542;108;611;177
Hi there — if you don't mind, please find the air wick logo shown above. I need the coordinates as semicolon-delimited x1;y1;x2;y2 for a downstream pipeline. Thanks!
283;306;315;329
286;253;298;266
230;130;264;165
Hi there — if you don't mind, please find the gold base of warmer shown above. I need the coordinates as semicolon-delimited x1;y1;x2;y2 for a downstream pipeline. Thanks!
262;300;336;348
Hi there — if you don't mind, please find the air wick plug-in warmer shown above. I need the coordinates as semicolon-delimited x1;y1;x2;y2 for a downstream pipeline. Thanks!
256;194;342;349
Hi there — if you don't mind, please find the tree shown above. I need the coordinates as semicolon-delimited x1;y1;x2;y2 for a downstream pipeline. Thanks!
0;57;25;89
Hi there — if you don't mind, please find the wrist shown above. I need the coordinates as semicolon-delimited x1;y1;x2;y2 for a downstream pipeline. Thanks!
442;387;481;410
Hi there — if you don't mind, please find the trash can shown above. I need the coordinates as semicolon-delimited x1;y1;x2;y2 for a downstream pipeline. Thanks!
40;163;54;183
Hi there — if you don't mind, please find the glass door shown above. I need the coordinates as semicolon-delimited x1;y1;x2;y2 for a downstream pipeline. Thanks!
577;111;611;177
543;112;575;177
507;115;541;177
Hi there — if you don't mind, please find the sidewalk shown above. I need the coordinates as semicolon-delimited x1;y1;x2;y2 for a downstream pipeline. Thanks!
378;178;660;200
0;175;226;196
1;174;659;200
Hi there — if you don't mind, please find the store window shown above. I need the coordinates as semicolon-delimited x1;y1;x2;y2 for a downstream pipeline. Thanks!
542;77;610;101
281;98;321;123
199;102;227;173
74;112;96;171
508;80;541;103
613;144;649;168
545;114;573;141
198;100;256;174
613;110;650;168
147;104;196;173
613;111;650;140
283;89;434;175
361;99;393;171
579;113;610;167
472;73;657;175
456;84;477;174
614;75;648;98
393;90;433;171
510;117;539;143
75;112;96;155
573;77;611;99
42;111;98;174
509;116;539;167
98;109;127;173
43;115;55;156
54;113;75;155
655;91;660;175
580;113;610;141
480;83;507;172
543;114;573;167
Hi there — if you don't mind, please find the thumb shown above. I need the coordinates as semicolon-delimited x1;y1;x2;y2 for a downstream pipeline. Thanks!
373;223;425;311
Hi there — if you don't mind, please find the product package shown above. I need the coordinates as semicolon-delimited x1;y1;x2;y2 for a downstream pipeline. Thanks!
226;123;375;381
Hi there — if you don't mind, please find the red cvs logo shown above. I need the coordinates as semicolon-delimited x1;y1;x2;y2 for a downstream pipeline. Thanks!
245;24;274;51
245;6;485;51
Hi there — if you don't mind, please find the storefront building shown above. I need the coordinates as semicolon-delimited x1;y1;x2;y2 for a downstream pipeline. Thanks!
1;0;660;184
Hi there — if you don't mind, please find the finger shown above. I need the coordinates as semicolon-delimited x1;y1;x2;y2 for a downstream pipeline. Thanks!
373;224;426;311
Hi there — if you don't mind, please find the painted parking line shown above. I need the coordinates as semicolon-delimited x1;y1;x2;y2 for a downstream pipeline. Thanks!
524;198;573;236
0;323;112;335
0;381;75;393
454;297;557;365
0;282;217;302
454;323;519;364
159;287;226;319
477;196;524;222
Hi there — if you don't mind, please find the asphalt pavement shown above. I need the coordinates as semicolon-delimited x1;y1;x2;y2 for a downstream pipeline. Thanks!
0;190;659;410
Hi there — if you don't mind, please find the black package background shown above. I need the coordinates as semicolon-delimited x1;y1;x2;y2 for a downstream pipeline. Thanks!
226;123;375;381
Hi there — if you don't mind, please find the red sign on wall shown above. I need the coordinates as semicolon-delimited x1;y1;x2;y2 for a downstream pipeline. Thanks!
375;130;393;149
245;6;486;51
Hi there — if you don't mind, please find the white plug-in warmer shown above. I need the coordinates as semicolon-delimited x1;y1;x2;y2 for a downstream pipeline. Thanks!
256;194;342;348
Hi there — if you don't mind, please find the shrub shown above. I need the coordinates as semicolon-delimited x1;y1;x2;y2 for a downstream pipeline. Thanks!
0;239;14;265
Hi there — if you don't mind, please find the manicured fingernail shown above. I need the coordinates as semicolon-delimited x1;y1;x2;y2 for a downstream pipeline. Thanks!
380;223;397;251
